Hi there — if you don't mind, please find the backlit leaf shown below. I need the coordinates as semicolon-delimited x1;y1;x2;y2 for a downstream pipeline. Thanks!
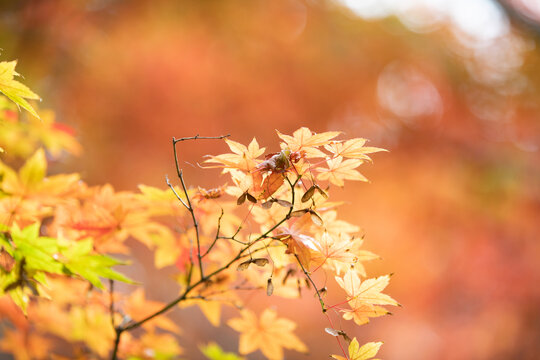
0;60;40;118
227;309;307;360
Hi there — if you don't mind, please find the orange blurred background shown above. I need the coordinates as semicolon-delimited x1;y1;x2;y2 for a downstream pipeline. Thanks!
1;0;539;358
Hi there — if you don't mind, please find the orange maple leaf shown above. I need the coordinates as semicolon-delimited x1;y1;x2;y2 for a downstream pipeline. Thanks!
227;308;307;360
275;214;317;268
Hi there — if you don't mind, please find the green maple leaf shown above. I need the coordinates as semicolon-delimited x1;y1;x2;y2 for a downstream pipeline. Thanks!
1;222;134;314
0;60;40;119
61;238;134;289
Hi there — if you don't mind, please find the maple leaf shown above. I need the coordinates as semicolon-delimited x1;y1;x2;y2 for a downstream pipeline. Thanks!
0;148;81;206
59;237;134;289
320;210;360;237
137;184;187;217
54;184;175;254
276;127;340;158
331;338;383;360
274;214;318;268
0;60;40;118
330;237;380;277
252;171;285;200
225;169;254;198
341;302;390;326
335;270;398;306
227;308;307;360
316;157;368;187
311;232;356;268
324;138;387;162
205;138;265;172
335;270;398;325
0;197;44;229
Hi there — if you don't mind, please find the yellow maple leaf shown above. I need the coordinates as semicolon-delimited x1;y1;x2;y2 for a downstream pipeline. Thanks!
0;60;40;118
0;148;81;200
320;210;360;237
316;157;368;187
341;302;390;326
324;138;387;162
334;270;398;326
205;138;265;172
330;240;380;278
331;338;383;360
276;127;341;158
335;270;398;307
227;308;307;360
311;232;356;268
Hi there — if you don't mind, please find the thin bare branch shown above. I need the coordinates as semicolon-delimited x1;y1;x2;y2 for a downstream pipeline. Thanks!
110;158;300;360
171;136;230;281
109;279;115;329
173;134;230;144
294;254;327;313
202;208;224;258
165;175;189;209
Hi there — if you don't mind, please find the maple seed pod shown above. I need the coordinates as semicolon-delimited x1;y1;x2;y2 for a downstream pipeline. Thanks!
276;199;293;208
236;260;252;271
261;201;273;209
290;209;309;217
237;192;247;205
315;185;329;199
325;327;340;337
282;268;295;284
266;278;274;296
338;330;352;343
246;193;257;203
309;210;323;226
252;258;269;267
301;186;316;202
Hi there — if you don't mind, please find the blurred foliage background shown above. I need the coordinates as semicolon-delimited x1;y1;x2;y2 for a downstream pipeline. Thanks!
1;0;539;359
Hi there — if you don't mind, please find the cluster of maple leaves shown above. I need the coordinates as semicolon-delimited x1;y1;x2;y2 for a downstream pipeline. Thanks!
0;60;397;360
